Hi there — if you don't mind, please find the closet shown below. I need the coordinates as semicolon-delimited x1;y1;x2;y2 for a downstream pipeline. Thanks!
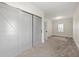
0;2;42;56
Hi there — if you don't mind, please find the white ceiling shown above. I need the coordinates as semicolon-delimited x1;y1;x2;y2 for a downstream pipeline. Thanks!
31;2;79;19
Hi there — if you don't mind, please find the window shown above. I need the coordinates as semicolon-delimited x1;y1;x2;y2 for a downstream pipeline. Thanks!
58;24;64;32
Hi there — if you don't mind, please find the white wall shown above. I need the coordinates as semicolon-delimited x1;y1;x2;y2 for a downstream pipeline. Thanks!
47;17;73;37
53;18;73;37
47;19;53;37
5;2;45;43
73;4;79;49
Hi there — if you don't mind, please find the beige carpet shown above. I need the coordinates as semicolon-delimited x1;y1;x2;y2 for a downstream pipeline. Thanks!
18;37;79;57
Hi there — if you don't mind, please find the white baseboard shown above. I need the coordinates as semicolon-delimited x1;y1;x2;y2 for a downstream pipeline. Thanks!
48;35;73;39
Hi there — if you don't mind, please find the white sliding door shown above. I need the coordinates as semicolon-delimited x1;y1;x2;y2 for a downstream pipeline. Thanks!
17;10;32;55
33;15;42;47
0;3;32;56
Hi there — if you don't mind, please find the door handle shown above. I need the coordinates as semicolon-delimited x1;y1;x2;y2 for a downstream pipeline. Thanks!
46;31;47;32
41;30;42;32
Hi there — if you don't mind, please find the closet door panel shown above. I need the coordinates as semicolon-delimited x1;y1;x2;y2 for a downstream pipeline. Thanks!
0;3;19;57
0;3;32;56
17;10;32;54
33;16;42;46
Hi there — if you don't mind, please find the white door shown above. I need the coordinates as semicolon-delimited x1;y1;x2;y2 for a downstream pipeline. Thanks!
0;3;32;56
17;10;32;54
33;16;42;47
44;21;48;40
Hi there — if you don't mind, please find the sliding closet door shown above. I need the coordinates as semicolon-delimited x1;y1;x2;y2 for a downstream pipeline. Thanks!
17;10;32;54
0;3;32;56
0;3;19;57
33;16;42;46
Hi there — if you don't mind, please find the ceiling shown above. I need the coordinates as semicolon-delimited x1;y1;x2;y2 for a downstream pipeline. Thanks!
31;2;79;19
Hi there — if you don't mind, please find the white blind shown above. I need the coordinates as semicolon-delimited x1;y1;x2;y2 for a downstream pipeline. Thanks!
58;24;64;32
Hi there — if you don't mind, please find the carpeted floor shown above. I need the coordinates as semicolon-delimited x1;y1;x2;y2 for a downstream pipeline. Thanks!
18;36;79;57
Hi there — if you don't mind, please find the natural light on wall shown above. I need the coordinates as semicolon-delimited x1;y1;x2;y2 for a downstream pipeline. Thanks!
7;21;16;35
58;24;64;32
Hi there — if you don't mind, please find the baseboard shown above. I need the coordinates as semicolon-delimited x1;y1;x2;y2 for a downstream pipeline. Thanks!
48;35;73;39
48;35;53;38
